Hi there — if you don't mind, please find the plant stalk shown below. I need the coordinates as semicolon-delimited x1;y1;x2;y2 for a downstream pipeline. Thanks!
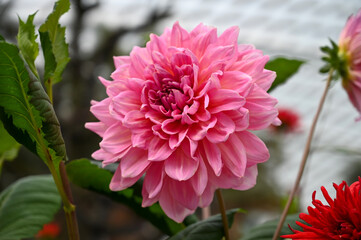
48;160;79;240
272;69;334;240
216;189;230;240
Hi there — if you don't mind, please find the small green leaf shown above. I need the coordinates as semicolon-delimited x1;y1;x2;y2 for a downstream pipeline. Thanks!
241;214;305;240
167;208;240;240
0;40;66;171
0;175;61;240
39;0;70;86
0;35;4;41
266;58;305;92
66;158;185;236
17;12;39;79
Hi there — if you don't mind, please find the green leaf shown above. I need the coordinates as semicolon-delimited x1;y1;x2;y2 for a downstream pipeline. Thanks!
0;120;20;176
0;175;61;240
0;35;4;41
0;40;66;170
167;208;239;240
66;158;185;236
241;214;305;240
17;12;39;79
266;58;305;92
39;0;70;86
0;120;20;161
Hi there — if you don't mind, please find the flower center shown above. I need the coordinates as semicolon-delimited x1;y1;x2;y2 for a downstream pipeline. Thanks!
145;52;196;118
151;77;185;112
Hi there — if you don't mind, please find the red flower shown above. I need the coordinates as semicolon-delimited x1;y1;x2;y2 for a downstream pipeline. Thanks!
272;108;300;133
282;177;361;239
36;222;60;239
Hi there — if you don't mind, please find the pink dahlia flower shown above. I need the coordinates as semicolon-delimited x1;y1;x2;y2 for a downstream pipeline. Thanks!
86;22;280;222
338;9;361;121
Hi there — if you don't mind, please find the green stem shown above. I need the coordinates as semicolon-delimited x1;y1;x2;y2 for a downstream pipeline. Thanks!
45;79;53;104
216;189;230;240
0;156;4;179
272;69;333;240
48;160;79;240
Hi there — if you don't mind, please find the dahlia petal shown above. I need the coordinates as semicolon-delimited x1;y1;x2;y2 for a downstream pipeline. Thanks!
89;98;115;125
199;184;216;208
98;76;112;88
143;163;164;199
190;157;208;196
113;56;131;68
347;81;361;118
159;182;194;223
189;23;211;38
232;165;258;190
237;131;270;166
148;33;168;57
208;88;245;113
171;22;191;48
252;69;276;91
91;149;118;166
129;46;151;78
84;122;107;137
109;164;145;191
165;148;199;181
200;45;235;69
99;124;132;155
141;190;159;208
188;116;217;141
220;71;253;95
169;178;199;210
144;109;167;124
105;80;128;97
120;148;150;178
190;27;217;58
202;139;222;176
161;118;183;134
245;85;279;130
218;26;239;45
112;90;141;116
226;108;249;131
111;65;130;80
217;133;247;177
206;112;236;143
123;110;149;129
169;128;188;149
148;137;174;161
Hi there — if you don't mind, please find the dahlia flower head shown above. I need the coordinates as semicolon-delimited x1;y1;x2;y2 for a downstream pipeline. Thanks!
86;22;280;222
282;177;361;239
273;107;301;133
339;9;361;121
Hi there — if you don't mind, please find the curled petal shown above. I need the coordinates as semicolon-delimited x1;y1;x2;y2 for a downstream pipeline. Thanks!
109;164;145;191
